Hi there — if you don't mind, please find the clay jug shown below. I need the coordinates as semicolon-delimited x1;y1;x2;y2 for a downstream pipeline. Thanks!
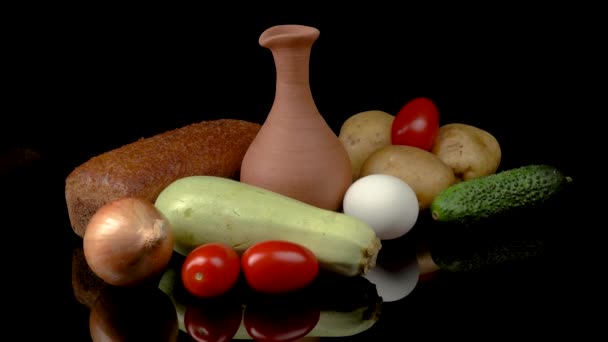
240;24;352;211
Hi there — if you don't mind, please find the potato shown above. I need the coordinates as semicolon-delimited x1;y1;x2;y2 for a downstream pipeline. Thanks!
338;110;394;181
431;123;501;181
360;145;456;210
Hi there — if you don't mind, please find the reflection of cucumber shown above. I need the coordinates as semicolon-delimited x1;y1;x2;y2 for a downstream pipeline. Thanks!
431;164;572;224
158;255;382;339
429;233;546;272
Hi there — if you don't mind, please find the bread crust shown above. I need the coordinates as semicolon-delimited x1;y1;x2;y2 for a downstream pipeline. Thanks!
65;119;260;237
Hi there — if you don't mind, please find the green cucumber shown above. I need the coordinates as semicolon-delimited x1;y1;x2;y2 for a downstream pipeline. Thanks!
430;164;572;224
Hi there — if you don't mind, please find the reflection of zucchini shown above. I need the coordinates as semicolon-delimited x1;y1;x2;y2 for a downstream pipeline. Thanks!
158;255;382;339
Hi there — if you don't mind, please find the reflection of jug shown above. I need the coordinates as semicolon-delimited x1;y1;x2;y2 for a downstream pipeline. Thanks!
240;24;352;211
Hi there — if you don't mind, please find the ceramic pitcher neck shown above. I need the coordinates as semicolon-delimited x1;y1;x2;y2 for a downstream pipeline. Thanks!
259;25;320;108
271;47;312;87
267;45;320;121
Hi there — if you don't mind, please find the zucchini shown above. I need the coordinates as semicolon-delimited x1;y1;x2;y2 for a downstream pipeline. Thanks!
430;164;572;224
154;175;381;277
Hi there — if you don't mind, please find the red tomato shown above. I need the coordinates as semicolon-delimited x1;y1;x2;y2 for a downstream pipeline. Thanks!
391;97;440;151
181;242;241;298
241;240;319;294
243;300;320;342
184;299;243;342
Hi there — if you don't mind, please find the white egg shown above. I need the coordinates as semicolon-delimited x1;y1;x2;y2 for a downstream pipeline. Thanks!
342;174;418;240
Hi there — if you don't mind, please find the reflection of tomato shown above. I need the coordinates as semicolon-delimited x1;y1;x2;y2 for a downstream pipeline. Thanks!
181;243;241;298
391;97;440;151
243;300;320;342
241;240;319;294
184;299;243;342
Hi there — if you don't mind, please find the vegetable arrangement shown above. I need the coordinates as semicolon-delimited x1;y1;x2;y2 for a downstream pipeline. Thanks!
338;96;505;238
66;23;573;341
338;96;572;274
79;95;572;311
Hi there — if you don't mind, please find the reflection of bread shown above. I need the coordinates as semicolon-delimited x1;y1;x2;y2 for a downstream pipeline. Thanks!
71;246;106;308
65;119;260;237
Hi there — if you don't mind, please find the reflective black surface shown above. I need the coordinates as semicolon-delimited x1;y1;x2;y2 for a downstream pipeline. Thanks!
4;6;588;340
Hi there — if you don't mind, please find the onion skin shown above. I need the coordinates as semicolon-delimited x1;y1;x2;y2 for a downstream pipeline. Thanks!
83;197;174;287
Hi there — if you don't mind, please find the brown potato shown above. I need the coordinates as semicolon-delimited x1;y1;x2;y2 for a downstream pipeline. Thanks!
431;123;501;181
360;145;456;210
338;110;394;181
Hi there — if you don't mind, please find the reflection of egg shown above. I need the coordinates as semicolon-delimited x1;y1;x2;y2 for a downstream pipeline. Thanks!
364;254;420;302
342;174;419;240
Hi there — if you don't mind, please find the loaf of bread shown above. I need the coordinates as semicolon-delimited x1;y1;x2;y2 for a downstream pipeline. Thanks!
65;118;260;237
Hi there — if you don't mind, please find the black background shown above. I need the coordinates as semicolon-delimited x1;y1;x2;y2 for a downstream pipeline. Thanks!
3;4;592;340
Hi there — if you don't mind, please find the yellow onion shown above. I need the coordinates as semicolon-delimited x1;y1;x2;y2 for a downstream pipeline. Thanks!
83;197;174;287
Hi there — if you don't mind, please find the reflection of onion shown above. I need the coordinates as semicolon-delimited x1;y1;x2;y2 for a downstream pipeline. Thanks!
89;286;179;341
83;197;174;287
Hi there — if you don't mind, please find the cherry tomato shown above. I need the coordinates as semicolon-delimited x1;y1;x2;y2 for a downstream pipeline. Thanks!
184;299;243;342
181;242;241;298
241;240;319;294
391;97;440;151
243;299;320;342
